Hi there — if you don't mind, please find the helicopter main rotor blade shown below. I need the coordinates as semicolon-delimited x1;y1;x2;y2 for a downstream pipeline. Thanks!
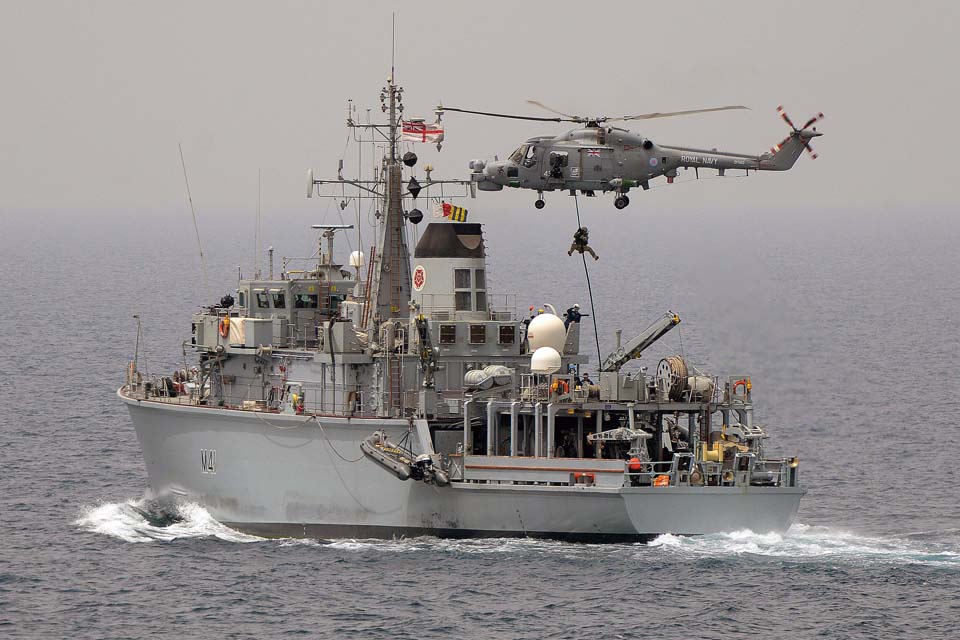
525;100;582;121
615;105;750;122
438;106;562;122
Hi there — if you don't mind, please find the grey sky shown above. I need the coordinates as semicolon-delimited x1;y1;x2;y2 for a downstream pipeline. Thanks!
2;0;958;222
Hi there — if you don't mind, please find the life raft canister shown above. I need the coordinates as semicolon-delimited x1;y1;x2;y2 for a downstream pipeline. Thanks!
219;316;231;338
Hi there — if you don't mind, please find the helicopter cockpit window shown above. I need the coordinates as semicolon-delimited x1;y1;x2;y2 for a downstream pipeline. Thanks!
522;145;538;168
509;145;527;164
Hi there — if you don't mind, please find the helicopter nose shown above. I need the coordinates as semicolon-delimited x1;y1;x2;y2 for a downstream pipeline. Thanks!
486;161;502;175
470;159;507;191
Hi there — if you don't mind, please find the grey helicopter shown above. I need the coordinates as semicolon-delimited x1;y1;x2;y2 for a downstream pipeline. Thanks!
440;101;823;209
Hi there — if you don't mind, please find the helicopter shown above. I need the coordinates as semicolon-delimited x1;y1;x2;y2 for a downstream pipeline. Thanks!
439;101;823;209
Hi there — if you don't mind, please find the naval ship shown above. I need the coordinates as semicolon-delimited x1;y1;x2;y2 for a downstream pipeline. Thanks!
119;73;805;542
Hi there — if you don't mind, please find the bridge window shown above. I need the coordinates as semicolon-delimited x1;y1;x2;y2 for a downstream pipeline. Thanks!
327;294;344;316
474;269;485;289
256;292;269;308
238;291;246;308
294;293;318;309
454;269;472;311
271;292;286;308
439;324;456;345
475;291;487;312
498;325;515;344
469;324;486;344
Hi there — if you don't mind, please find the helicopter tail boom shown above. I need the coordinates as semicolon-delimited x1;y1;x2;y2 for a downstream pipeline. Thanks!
760;129;821;171
760;134;807;171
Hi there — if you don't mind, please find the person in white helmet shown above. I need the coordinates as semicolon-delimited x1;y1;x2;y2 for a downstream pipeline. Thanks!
564;303;583;329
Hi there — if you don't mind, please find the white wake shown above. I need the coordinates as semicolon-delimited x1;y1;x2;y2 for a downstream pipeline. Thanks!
75;499;263;543
75;504;960;567
647;523;960;566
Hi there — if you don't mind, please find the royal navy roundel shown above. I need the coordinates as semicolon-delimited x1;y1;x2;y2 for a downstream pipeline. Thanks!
649;157;659;167
412;265;426;291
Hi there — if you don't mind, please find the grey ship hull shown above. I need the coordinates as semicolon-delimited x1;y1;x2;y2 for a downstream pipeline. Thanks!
122;392;804;542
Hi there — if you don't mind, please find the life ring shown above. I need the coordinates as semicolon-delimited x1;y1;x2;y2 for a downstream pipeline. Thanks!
219;316;230;338
733;378;751;394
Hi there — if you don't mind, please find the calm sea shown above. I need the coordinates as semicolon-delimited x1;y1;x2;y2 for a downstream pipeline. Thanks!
2;203;959;639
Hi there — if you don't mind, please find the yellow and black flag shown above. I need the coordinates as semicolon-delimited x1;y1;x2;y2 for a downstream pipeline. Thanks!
433;201;468;222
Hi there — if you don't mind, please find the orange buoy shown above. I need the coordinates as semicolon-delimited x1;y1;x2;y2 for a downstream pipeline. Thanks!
628;457;642;473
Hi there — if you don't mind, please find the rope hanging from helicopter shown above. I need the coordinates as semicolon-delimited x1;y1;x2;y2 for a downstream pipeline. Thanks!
572;194;602;367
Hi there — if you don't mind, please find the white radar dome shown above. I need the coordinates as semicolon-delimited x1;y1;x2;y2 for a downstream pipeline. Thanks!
527;313;566;352
349;251;365;268
531;347;562;374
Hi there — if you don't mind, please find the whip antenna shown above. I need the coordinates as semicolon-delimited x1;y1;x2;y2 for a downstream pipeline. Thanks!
178;143;209;292
255;168;262;278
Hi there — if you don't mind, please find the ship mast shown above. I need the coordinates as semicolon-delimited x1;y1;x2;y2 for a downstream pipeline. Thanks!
307;67;474;337
365;74;412;329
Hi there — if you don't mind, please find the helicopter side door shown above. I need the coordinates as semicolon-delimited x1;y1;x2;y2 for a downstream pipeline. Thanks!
557;149;582;185
580;147;614;191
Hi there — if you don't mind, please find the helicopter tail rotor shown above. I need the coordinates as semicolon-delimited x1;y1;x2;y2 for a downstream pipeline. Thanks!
772;106;824;159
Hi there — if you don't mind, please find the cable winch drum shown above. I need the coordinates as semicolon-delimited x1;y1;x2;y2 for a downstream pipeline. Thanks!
657;356;689;401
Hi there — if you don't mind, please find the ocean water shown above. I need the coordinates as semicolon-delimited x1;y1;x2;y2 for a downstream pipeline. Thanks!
3;204;959;638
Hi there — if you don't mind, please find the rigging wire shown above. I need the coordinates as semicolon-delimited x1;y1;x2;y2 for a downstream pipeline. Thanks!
573;194;602;367
314;417;365;463
251;411;363;464
677;324;685;362
253;411;312;431
178;143;209;293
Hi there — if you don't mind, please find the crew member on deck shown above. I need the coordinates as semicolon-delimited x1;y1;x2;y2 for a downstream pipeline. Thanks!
564;303;582;329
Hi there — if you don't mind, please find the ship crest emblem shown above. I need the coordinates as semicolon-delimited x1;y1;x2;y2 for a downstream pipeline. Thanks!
413;265;426;291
